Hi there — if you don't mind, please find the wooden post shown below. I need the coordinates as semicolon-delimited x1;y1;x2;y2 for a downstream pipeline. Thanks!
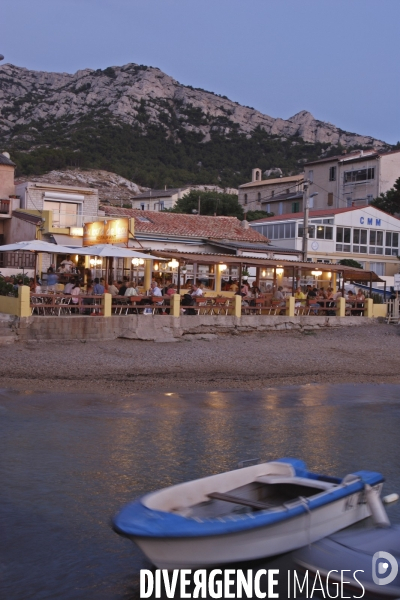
177;263;181;293
341;271;345;297
102;293;112;317
273;267;277;292
336;296;345;317
144;260;152;290
215;264;222;293
286;296;295;317
365;298;373;318
18;285;31;318
369;272;372;297
171;292;181;317
233;294;242;318
292;266;295;295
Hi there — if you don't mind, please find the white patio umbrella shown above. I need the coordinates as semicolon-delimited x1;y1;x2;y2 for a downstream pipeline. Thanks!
74;244;160;259
75;244;161;284
0;240;75;254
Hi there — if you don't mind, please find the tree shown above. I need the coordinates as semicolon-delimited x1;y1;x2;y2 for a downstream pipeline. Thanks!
169;190;245;219
245;210;274;221
371;177;400;215
338;259;364;269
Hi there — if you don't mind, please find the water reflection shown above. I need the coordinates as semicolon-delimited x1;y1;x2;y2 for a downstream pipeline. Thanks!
1;384;400;599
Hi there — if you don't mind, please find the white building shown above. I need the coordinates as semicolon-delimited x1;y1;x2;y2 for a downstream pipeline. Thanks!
250;205;400;282
238;169;304;214
305;148;400;210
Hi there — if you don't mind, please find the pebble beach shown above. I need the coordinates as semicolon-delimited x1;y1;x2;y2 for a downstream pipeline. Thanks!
2;322;400;394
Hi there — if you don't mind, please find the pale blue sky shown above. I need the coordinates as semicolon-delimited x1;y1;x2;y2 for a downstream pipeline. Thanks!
2;0;400;144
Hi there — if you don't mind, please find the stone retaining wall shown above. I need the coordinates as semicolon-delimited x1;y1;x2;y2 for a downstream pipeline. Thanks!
0;313;375;344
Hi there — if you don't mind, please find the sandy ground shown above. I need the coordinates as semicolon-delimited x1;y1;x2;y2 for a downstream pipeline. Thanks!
1;322;400;394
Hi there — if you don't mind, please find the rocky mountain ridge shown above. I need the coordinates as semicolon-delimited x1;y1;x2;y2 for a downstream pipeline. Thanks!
0;62;388;149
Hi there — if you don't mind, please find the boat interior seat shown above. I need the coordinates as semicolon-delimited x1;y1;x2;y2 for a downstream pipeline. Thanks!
207;491;274;510
255;475;335;490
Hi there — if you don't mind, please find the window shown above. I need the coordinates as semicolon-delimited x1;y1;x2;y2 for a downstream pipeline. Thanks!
263;222;296;239
244;194;248;205
336;227;351;252
329;166;336;181
159;201;165;210
369;229;383;254
298;225;315;238
257;192;261;202
369;262;385;276
291;201;300;213
344;167;375;184
271;190;275;198
43;200;80;228
266;203;271;213
140;203;145;210
328;192;333;206
353;229;367;253
308;170;314;183
385;232;399;255
316;225;333;240
278;202;283;215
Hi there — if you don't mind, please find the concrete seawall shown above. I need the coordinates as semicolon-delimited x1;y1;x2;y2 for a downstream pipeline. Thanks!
0;313;377;344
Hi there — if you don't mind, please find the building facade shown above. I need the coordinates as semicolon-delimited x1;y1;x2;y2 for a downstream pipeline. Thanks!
304;149;400;210
250;206;400;282
238;169;304;215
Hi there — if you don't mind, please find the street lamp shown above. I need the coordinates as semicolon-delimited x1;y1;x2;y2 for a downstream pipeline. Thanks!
302;188;319;261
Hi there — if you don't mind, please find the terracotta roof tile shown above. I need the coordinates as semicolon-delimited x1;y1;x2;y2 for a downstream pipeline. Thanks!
101;206;269;242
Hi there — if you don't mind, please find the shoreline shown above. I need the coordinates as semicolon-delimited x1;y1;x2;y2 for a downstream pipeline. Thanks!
2;323;400;395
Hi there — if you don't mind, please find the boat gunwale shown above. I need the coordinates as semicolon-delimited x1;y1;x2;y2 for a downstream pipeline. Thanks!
113;471;384;539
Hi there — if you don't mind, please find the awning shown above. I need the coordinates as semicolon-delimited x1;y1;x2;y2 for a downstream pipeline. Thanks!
155;250;380;280
51;234;83;247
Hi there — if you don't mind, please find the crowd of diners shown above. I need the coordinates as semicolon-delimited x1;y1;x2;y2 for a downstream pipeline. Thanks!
11;254;389;316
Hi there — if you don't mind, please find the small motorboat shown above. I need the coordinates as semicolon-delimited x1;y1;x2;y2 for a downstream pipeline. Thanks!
112;457;385;569
294;525;400;599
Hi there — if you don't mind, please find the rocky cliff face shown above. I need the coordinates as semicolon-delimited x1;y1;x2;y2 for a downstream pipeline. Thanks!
14;169;150;205
0;63;387;149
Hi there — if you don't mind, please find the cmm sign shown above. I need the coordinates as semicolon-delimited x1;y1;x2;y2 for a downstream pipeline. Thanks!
360;217;381;226
83;218;129;246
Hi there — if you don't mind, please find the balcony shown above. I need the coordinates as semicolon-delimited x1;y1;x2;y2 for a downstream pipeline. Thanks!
0;199;11;218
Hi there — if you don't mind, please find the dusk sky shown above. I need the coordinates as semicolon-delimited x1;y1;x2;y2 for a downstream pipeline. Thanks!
2;0;400;144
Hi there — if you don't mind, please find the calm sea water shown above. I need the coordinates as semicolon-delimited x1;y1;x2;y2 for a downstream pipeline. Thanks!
1;384;400;600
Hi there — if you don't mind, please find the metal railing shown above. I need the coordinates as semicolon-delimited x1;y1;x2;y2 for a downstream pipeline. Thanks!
0;199;11;215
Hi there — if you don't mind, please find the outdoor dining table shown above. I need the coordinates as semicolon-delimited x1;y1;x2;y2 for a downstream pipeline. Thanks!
30;293;104;315
315;298;337;315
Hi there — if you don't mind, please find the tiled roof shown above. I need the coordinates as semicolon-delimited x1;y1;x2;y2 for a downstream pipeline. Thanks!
250;206;362;223
305;148;400;167
0;153;16;167
239;174;304;189
101;206;269;242
133;187;188;200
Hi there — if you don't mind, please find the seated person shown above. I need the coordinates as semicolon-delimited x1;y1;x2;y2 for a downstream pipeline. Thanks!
46;268;58;291
355;290;365;303
124;282;140;297
64;279;75;294
273;286;286;306
294;288;307;307
190;283;204;297
108;280;120;296
166;283;177;296
93;277;105;295
306;285;320;313
230;280;239;293
71;281;81;305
